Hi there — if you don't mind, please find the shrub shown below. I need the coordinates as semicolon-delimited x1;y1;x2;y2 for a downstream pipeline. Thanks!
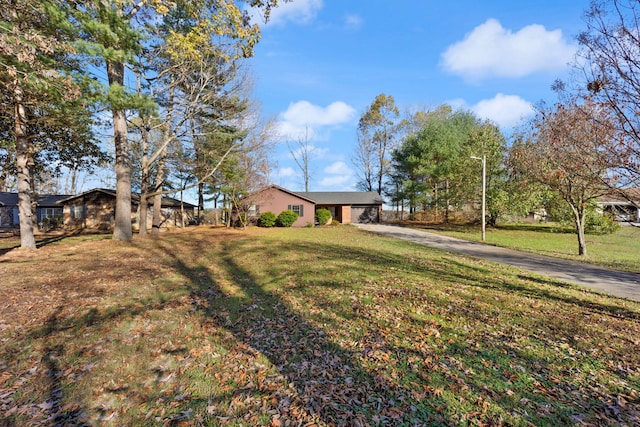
331;219;340;226
276;210;298;227
258;212;277;228
549;198;620;235
585;211;620;235
315;208;331;225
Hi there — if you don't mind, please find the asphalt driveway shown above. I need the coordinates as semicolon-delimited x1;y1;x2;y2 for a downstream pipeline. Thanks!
354;223;640;302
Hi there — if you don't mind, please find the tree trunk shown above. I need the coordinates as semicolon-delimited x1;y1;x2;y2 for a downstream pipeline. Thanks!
151;85;174;234
14;86;36;249
65;167;79;195
180;190;185;228
575;212;587;256
198;182;204;223
151;152;166;234
139;194;149;236
434;185;439;223
138;124;150;236
570;204;588;256
444;179;450;224
107;60;133;241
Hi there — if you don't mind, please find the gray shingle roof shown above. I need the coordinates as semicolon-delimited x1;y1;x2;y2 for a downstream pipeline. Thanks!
294;191;383;205
0;192;68;207
0;192;17;206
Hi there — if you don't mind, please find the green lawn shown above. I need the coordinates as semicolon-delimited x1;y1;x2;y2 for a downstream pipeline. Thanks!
406;222;640;273
1;226;639;426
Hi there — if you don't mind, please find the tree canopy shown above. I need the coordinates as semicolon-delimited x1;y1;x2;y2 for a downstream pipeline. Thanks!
508;96;618;255
391;106;506;223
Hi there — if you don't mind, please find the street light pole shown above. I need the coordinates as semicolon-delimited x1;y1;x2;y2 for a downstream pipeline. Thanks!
471;155;486;241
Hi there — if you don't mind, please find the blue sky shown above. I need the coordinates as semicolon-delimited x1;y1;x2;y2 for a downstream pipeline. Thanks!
248;0;591;192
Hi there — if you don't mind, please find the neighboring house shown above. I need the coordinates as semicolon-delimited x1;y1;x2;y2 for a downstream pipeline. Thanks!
598;189;640;223
59;188;197;231
1;188;196;231
0;192;67;228
244;185;384;226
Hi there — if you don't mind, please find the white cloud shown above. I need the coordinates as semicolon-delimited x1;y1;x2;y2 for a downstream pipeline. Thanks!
318;161;354;189
276;167;296;178
319;175;352;187
470;93;534;128
441;19;577;80
324;161;350;175
278;100;357;140
278;121;319;141
282;100;356;126
259;0;323;26
344;14;363;30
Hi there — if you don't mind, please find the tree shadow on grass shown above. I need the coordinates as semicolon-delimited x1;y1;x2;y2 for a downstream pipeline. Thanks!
304;236;640;323
145;229;640;425
116;231;635;425
39;307;91;426
0;307;92;426
0;229;102;257
151;237;446;426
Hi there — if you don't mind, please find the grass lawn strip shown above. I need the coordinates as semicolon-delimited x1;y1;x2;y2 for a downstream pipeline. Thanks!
0;226;638;426
407;222;640;274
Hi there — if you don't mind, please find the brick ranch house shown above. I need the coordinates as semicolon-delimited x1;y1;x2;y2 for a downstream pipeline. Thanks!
0;188;196;231
243;185;384;227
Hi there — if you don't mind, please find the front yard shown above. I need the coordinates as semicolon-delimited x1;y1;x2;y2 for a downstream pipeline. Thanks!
1;226;639;425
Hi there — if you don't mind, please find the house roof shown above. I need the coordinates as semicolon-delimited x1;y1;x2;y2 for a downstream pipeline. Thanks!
58;188;197;209
37;194;71;206
294;191;384;205
597;188;640;204
0;192;69;207
57;188;116;204
248;185;384;206
159;195;197;209
0;192;16;206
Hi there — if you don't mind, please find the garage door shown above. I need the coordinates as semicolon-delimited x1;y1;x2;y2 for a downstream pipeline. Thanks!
351;205;379;223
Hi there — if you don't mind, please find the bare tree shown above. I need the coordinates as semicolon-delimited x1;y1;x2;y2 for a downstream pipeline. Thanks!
356;94;400;195
288;126;314;192
352;129;375;192
577;0;640;190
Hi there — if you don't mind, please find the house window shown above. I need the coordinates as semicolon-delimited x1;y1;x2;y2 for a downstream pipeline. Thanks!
38;208;63;221
71;204;86;219
248;204;259;217
288;204;304;217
